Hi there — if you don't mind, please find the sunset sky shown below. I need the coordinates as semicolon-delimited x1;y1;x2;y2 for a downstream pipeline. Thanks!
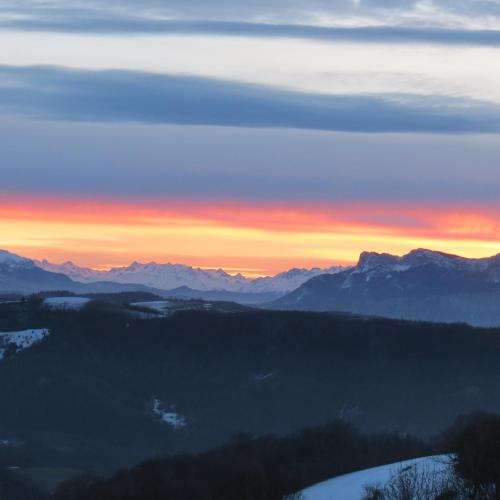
1;0;500;276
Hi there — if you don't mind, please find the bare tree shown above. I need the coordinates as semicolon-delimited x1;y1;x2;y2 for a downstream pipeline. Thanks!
283;493;305;500
363;461;458;500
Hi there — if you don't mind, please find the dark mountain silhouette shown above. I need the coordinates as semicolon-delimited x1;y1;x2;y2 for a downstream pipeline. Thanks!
272;249;500;326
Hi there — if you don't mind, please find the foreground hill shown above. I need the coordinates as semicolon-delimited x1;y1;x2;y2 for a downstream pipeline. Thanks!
52;423;430;500
273;249;500;326
300;455;450;500
2;303;500;471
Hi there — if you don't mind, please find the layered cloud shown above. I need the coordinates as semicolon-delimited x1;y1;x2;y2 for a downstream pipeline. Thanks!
3;18;500;47
1;65;499;133
2;1;500;130
3;0;500;29
1;0;499;271
2;115;500;204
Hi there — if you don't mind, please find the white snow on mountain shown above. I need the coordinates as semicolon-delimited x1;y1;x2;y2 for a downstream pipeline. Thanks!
0;250;34;269
299;455;451;500
357;248;500;275
37;260;250;291
0;328;50;360
22;247;500;297
35;260;100;282
36;259;348;294
245;266;347;294
105;262;250;291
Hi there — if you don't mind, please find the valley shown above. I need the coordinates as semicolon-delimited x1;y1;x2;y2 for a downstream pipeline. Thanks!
1;298;500;475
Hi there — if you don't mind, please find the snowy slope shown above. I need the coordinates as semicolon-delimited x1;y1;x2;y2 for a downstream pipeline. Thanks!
299;455;451;500
36;260;101;282
245;267;347;294
0;329;50;359
104;262;249;291
37;260;250;291
0;249;34;269
0;250;81;294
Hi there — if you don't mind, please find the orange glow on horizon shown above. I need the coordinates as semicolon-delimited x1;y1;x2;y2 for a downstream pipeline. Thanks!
1;196;499;277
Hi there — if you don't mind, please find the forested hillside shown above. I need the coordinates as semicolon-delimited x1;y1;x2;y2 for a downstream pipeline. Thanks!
1;300;500;471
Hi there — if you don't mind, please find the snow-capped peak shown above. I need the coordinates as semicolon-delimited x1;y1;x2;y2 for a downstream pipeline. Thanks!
245;265;348;293
35;256;348;294
356;252;401;273
0;250;34;269
103;261;250;291
356;248;500;274
36;259;251;291
35;260;102;282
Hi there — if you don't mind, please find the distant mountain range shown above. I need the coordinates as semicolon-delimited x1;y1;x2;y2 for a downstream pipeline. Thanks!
4;248;500;325
0;249;346;302
0;249;76;294
272;249;500;326
36;259;346;294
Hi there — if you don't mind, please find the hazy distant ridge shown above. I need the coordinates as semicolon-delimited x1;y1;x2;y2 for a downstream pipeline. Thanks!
36;258;347;294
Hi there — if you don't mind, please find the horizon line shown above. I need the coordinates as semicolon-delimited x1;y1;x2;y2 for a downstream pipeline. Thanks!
4;246;500;280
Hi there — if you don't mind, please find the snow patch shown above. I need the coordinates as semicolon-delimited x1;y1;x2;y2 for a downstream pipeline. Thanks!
0;329;49;359
152;399;187;429
392;264;411;272
43;297;90;310
294;288;312;304
299;455;451;500
131;301;172;315
341;275;353;289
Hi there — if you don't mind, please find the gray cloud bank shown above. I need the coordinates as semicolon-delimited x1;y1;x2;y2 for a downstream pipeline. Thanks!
3;18;500;47
2;117;500;203
4;0;500;22
1;65;500;134
3;1;500;48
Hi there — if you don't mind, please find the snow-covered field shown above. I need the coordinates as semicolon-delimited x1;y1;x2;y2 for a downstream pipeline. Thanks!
131;301;172;315
300;455;452;500
43;297;90;310
0;329;50;359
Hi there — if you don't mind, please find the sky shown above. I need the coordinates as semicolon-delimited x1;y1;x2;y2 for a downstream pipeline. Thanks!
1;0;500;276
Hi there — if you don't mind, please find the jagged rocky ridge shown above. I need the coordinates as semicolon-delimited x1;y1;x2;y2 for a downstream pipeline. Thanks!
0;249;346;301
272;249;500;326
36;259;346;294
